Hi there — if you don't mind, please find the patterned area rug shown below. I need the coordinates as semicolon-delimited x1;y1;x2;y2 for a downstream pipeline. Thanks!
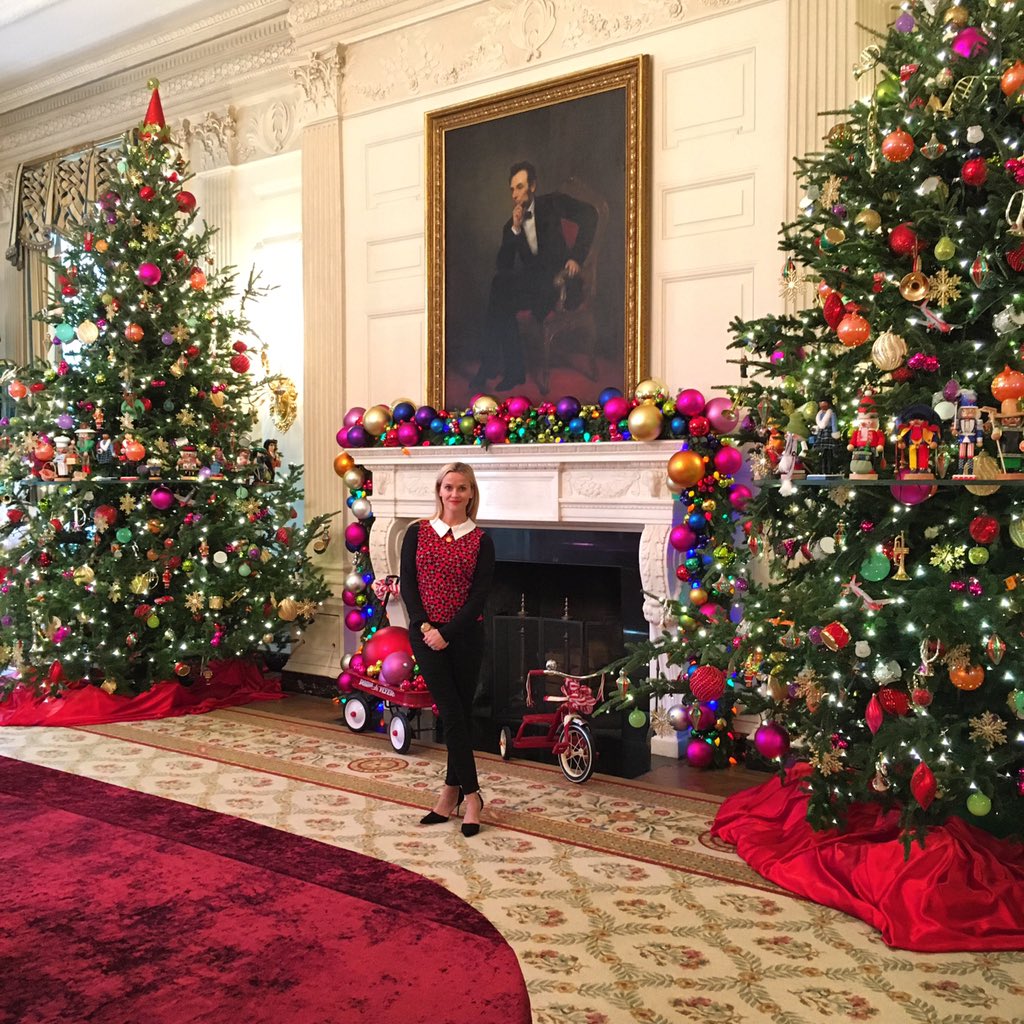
2;703;1022;1024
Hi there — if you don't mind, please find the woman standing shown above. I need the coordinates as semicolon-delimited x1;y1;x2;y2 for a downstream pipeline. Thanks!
400;462;494;836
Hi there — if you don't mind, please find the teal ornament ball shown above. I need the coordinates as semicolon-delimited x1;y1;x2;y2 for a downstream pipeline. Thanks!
966;792;992;817
239;564;252;577
115;527;132;543
627;708;647;729
860;550;891;582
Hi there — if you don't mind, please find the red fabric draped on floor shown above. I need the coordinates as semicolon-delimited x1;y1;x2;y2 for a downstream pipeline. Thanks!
0;755;531;1024
711;763;1024;952
0;659;283;727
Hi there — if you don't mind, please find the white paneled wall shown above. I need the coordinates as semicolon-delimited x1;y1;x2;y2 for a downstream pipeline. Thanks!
341;1;787;414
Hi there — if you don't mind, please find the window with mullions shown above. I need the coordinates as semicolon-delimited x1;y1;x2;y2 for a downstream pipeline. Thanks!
42;232;107;370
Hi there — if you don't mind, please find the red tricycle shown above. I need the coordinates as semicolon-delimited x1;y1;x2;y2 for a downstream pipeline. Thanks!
497;668;605;784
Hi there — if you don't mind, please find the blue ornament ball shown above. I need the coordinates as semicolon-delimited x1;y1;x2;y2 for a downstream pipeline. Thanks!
670;416;687;437
392;401;416;423
568;416;585;435
687;512;706;531
598;386;623;406
430;417;446;434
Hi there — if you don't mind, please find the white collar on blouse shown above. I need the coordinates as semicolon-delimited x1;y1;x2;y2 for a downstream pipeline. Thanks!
429;517;476;540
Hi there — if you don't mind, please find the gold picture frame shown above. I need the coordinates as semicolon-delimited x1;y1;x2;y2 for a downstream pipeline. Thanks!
425;56;650;411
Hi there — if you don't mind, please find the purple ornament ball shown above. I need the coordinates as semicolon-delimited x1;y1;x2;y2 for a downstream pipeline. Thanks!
670;524;697;553
414;405;437;428
942;379;960;401
602;396;629;422
555;396;581;421
344;609;365;632
714;445;743;476
396;421;421;446
807;626;823;646
161;331;175;346
149;487;174;511
754;721;790;760
137;261;162;287
379;650;415;686
56;414;75;430
688;703;716;731
506;395;532;419
675;388;706;417
346;425;369;449
686;738;715;768
894;11;914;32
484;417;508;443
704;396;739;434
343;406;366;428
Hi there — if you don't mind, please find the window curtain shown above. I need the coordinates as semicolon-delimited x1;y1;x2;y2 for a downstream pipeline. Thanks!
5;145;121;360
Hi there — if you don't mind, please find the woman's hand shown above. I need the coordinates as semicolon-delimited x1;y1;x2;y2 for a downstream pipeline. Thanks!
422;626;449;651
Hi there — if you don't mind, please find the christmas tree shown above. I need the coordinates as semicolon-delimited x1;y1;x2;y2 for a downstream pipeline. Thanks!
624;1;1024;843
0;84;330;698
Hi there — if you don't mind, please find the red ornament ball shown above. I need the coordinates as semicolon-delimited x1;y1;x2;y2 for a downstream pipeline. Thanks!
688;415;710;437
230;354;250;374
968;515;999;545
881;128;915;163
176;191;197;213
689;665;726;702
822;291;845;329
889;223;921;258
878;687;909;716
139;186;156;201
232;341;247;353
961;157;989;187
189;269;207;290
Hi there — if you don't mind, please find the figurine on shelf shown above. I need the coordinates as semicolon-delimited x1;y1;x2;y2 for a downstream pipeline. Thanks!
252;438;281;483
952;390;987;479
848;393;886;479
991;397;1024;476
209;447;226;478
75;427;96;476
94;432;115;477
778;411;809;496
895;405;940;477
52;435;72;480
808;398;842;477
176;442;199;478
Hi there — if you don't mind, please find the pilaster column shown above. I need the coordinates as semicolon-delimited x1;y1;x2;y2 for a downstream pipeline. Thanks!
0;168;24;364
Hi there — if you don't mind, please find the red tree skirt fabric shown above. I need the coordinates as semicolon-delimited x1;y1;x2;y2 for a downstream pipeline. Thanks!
0;659;283;727
711;764;1024;952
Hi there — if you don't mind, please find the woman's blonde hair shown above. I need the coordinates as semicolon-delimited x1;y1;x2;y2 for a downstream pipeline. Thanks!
434;461;480;520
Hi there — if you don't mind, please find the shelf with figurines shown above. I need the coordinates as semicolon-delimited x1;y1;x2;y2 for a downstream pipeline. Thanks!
751;388;1024;492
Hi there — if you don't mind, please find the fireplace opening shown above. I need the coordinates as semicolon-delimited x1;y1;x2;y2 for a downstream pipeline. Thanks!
472;526;651;778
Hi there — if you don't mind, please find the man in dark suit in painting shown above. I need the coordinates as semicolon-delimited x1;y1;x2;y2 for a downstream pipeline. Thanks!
469;160;598;392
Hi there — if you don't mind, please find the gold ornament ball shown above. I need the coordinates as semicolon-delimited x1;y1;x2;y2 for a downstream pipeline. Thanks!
472;394;499;424
73;565;95;586
689;587;709;607
147;518;162;534
342;466;367;491
627;403;663;442
943;4;969;26
362;404;392;437
262;633;275;645
277;598;299;622
147;78;160;90
333;452;355;477
634;378;668;404
767;678;787;702
855;208;881;233
76;320;99;343
871;330;908;371
667;450;705;487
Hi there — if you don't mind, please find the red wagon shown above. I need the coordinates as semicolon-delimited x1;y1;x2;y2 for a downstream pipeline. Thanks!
343;672;433;755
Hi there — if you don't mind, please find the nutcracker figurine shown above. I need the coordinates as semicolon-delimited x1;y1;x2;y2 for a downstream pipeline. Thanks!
991;397;1024;476
895;405;940;477
808;398;841;477
847;393;886;479
778;411;809;495
952;391;987;479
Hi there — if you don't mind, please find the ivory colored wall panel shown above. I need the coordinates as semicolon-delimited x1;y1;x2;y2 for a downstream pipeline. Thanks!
366;235;423;283
365;134;422;207
367;309;425;404
660;267;755;392
662;49;756;147
663;174;755;239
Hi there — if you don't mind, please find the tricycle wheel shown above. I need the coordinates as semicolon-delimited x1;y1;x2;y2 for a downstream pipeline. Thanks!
344;694;371;732
558;721;595;784
498;725;514;761
389;710;412;754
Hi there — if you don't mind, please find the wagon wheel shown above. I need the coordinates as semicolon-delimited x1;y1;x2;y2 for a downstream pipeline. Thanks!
389;709;412;754
558;720;595;784
344;694;372;732
498;725;514;761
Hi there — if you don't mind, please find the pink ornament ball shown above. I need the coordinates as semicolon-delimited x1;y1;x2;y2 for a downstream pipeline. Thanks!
670;524;697;552
363;625;413;667
714;445;743;476
602;395;629;422
890;474;935;507
698;602;724;621
380;650;415;686
689;665;726;702
149;487;174;511
484;417;508;443
337;672;355;693
728;484;753;511
344;609;365;632
686;738;715;768
345;522;368;549
343;406;365;428
952;26;989;59
336;428;349;446
704;396;739;434
675;389;706;417
754;721;790;760
506;395;531;418
137;262;162;287
396;421;421;447
688;703;716;731
342;589;358;607
349;652;365;675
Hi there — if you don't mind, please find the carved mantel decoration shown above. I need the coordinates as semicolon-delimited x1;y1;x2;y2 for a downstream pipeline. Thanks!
353;441;678;630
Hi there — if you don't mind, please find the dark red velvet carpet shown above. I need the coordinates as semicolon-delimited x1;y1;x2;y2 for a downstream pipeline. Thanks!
712;763;1024;952
0;756;531;1024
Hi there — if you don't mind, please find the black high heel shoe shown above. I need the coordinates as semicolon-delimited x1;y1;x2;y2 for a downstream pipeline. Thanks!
461;792;484;837
419;787;463;825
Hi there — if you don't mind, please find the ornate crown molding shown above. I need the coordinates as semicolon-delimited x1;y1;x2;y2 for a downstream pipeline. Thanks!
178;110;241;172
237;98;301;161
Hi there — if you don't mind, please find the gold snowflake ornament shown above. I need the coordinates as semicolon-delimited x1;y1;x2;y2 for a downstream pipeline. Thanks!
820;174;843;207
930;543;967;572
119;495;137;514
928;267;962;308
968;711;1007;749
185;592;205;614
810;749;844;776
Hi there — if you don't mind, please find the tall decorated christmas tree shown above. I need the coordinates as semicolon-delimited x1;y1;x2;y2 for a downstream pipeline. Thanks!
622;1;1024;844
0;84;330;698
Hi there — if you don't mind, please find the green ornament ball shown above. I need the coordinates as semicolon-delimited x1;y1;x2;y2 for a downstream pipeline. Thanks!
966;792;992;817
236;487;249;499
115;527;133;543
238;563;252;577
146;614;160;629
627;708;647;729
459;414;476;436
968;546;990;565
934;236;956;261
860;550;891;582
685;556;701;572
182;559;195;573
874;76;901;106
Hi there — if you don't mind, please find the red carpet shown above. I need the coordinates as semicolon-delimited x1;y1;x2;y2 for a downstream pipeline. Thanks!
0;756;531;1024
712;764;1024;952
0;659;283;727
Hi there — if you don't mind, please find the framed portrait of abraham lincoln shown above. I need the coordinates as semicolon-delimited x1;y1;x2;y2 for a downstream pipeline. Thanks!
426;56;650;411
